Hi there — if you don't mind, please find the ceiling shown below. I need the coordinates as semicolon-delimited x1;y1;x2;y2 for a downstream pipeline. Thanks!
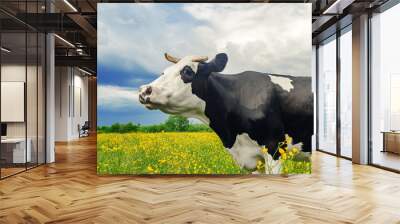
0;0;98;74
0;0;392;75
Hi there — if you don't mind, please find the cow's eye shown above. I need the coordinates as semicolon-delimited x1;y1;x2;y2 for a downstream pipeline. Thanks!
180;65;195;83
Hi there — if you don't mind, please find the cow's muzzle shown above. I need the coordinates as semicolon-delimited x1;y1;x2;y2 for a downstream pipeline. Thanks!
138;86;152;104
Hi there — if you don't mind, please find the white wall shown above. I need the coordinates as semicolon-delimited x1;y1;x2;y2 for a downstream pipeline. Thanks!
55;67;89;141
55;67;69;141
72;73;89;138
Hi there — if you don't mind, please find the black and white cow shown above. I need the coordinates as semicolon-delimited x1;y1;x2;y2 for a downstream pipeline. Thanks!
138;53;313;173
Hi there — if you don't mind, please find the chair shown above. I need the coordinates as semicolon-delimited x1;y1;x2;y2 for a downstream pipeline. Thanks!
79;121;90;138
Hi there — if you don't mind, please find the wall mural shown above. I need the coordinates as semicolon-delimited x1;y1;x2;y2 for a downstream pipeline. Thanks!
97;3;313;175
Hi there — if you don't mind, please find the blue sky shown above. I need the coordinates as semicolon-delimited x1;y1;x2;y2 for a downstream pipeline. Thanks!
97;3;311;126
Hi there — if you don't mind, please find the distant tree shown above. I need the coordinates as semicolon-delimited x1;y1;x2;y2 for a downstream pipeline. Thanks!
110;123;121;133
104;126;112;133
97;125;112;133
121;122;139;133
99;117;214;133
138;124;165;133
164;115;189;132
187;124;212;132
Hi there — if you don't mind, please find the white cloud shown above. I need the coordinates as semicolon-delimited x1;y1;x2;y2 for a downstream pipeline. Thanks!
98;3;311;77
98;84;139;110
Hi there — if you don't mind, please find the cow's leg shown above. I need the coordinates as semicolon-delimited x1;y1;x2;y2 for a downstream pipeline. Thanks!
226;133;263;170
226;133;285;173
264;153;281;174
226;146;259;170
227;146;282;174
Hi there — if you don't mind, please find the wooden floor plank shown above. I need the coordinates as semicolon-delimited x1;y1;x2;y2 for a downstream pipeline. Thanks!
0;135;399;223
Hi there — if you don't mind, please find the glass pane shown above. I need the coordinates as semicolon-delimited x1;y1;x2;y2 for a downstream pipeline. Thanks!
38;33;45;165
371;4;400;171
0;1;46;178
27;31;38;169
340;29;352;158
26;0;38;169
318;36;337;154
1;31;27;177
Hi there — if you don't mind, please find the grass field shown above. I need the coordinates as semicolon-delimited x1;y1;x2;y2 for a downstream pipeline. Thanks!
97;132;311;175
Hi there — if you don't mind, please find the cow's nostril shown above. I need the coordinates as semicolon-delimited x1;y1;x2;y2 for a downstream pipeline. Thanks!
139;94;145;103
145;86;152;95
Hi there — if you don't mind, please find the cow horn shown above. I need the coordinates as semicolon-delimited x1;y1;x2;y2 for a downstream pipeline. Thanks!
192;56;208;63
164;53;180;63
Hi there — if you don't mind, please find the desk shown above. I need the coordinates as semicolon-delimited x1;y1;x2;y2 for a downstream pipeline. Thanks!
1;138;31;163
382;131;400;154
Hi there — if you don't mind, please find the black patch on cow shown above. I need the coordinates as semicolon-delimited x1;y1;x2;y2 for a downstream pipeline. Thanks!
190;57;313;159
200;53;228;74
180;53;228;84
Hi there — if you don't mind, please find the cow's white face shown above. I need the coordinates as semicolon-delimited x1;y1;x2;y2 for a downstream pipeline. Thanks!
138;55;208;122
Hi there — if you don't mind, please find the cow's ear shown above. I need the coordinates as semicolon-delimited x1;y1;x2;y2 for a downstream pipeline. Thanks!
211;53;228;72
180;65;195;83
198;53;228;74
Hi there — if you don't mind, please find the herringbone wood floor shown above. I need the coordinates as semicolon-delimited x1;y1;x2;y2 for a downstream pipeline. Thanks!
1;136;400;224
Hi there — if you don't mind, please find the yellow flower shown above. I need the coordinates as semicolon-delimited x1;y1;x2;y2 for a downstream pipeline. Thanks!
256;160;264;170
158;159;167;164
281;153;287;160
292;147;299;154
147;165;154;173
279;148;285;155
260;146;268;154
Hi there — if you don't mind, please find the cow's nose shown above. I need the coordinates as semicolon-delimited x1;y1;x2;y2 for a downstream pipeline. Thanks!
139;86;152;104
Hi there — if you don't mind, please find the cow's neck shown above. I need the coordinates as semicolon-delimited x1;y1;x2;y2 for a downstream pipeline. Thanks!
190;73;236;148
190;72;209;100
186;73;211;125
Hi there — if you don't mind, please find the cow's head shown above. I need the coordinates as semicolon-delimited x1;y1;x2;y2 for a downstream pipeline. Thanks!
138;53;228;118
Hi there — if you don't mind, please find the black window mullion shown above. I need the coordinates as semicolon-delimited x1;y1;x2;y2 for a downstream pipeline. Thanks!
44;0;48;165
316;45;320;151
36;0;39;168
25;0;28;171
73;68;75;118
336;29;341;157
44;31;47;164
367;11;373;165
